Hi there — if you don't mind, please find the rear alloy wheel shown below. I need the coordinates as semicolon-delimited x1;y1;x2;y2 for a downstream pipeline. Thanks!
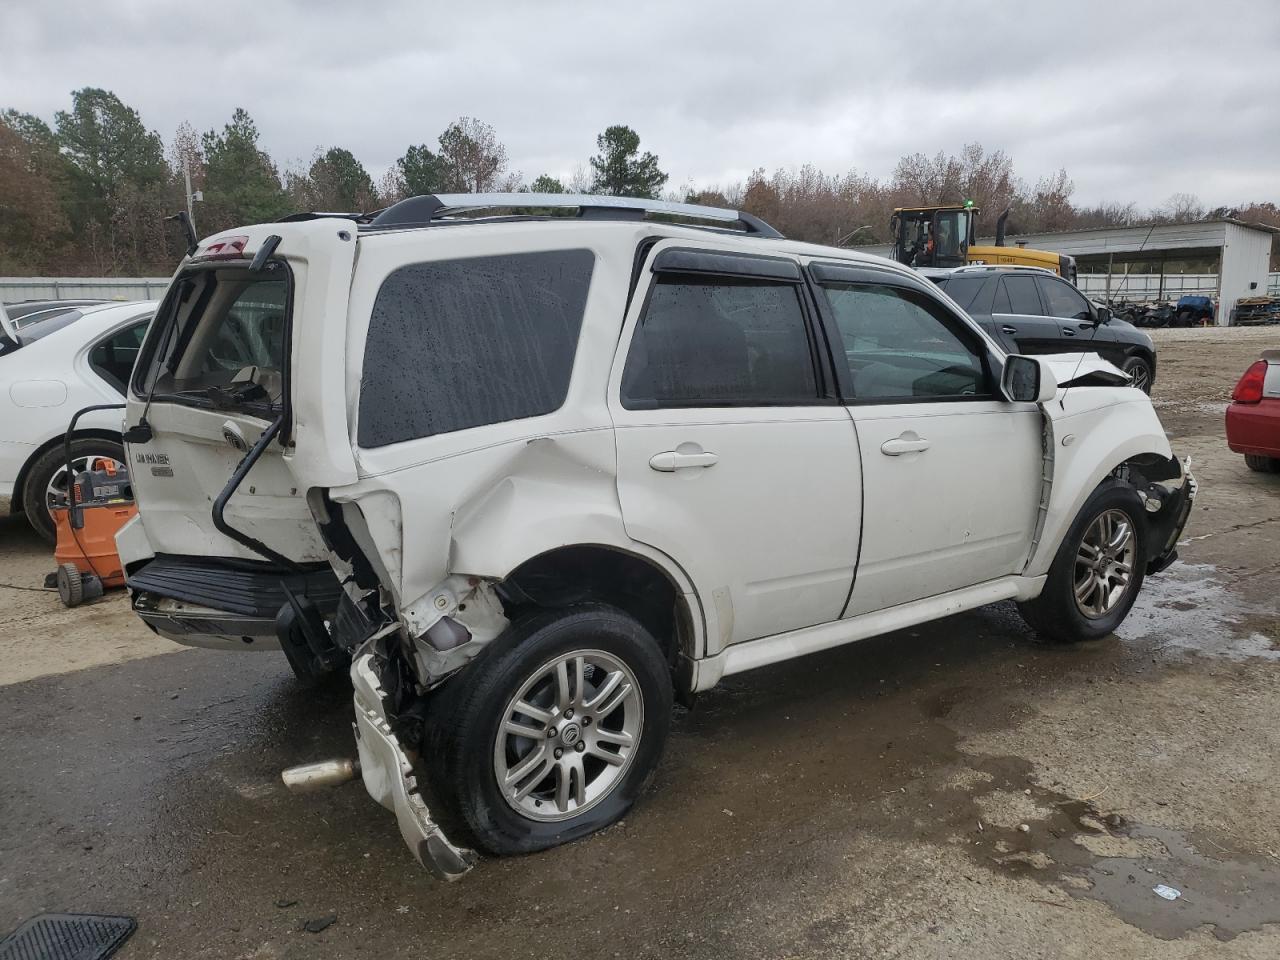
494;649;643;822
21;438;128;544
428;603;672;855
1121;356;1154;394
1017;480;1147;643
1244;453;1280;473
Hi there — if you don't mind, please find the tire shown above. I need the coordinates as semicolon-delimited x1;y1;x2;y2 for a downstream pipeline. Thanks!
426;603;673;856
21;437;126;544
1120;356;1154;394
1244;453;1280;473
1017;480;1148;644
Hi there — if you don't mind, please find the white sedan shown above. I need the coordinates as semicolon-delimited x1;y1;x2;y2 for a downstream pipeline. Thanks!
1;300;155;542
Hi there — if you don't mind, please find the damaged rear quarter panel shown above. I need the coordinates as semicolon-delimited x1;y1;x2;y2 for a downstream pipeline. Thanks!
1027;386;1174;578
333;223;704;652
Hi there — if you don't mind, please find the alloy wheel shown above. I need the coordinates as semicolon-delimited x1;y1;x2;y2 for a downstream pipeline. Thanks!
1073;508;1136;618
494;649;643;822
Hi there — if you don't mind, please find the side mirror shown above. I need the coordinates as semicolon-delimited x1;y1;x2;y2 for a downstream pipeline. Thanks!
1094;305;1111;324
1001;355;1056;403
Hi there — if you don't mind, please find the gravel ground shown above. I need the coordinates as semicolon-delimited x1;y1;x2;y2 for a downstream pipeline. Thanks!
1;327;1278;958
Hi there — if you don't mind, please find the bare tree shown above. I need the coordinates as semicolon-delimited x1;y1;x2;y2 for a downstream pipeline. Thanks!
437;117;508;193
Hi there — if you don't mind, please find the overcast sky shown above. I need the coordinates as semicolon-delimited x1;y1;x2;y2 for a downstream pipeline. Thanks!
3;0;1277;209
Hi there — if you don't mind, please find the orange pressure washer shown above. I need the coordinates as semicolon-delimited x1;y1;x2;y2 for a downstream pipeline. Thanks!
47;403;136;607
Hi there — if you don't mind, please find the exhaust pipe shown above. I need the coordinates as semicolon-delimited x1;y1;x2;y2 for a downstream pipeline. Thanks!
281;758;360;792
995;207;1012;247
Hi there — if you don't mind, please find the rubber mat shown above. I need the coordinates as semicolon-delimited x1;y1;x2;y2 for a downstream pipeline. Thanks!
0;914;136;960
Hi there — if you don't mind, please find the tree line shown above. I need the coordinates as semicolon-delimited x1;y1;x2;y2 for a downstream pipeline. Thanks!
1;87;1274;276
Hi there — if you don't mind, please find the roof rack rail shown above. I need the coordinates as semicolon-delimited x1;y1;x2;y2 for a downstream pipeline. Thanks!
364;193;783;238
276;211;378;223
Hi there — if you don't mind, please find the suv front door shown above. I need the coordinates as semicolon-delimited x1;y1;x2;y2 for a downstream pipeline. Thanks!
609;244;862;653
1034;273;1102;355
809;263;1042;616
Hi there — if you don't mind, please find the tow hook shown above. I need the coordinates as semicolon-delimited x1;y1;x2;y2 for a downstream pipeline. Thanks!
282;758;360;792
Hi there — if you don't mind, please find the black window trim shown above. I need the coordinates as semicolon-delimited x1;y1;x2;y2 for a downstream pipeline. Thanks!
619;245;836;411
802;265;1001;406
651;246;803;283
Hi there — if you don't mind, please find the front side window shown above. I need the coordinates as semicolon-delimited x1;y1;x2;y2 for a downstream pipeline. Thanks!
620;276;818;408
135;265;289;412
358;250;595;448
1037;276;1092;320
818;283;987;401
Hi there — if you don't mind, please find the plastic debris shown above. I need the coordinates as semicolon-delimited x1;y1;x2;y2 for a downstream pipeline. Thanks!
1153;884;1181;901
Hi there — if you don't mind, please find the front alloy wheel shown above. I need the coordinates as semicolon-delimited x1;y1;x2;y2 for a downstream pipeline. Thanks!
495;650;642;821
1073;509;1136;618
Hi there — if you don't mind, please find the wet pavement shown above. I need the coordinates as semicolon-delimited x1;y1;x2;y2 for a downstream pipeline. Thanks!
3;328;1280;958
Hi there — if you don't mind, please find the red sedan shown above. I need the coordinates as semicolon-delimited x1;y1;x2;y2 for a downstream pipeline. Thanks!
1226;349;1280;472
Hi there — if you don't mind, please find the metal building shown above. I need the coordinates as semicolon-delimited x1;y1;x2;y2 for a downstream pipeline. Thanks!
990;220;1276;324
855;218;1277;324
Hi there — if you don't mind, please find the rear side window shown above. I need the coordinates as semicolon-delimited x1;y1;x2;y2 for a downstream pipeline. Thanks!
620;276;818;408
359;250;594;447
90;318;150;393
995;275;1042;315
934;275;990;313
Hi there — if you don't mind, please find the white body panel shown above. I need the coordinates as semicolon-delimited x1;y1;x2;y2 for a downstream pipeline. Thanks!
845;401;1041;615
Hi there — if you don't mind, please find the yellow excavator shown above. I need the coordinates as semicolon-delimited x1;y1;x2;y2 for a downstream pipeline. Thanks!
890;202;1077;282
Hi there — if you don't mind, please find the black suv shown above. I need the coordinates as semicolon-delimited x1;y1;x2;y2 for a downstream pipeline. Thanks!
929;266;1157;392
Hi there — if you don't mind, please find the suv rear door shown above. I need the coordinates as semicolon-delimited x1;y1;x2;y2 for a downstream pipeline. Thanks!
609;242;861;652
125;221;357;563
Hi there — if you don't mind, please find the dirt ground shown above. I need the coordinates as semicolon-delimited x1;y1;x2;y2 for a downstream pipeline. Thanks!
2;327;1279;959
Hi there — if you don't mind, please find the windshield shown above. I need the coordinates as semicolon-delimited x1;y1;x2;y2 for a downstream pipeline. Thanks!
932;210;969;266
135;263;289;413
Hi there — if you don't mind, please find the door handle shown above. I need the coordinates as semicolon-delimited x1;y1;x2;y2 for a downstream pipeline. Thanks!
649;450;719;472
1000;325;1018;335
1061;327;1076;336
880;433;931;456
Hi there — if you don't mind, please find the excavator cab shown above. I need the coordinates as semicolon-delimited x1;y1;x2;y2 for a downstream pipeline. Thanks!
891;204;976;268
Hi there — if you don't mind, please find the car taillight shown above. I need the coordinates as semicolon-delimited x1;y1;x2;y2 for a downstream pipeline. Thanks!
1232;360;1267;404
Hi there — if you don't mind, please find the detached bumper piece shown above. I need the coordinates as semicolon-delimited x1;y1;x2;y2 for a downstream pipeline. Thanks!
350;649;477;880
1143;456;1197;575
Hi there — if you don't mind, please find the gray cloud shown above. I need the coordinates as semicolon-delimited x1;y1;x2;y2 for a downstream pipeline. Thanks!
2;0;1277;208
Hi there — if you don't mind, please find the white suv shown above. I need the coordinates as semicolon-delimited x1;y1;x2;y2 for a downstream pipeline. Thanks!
116;194;1194;878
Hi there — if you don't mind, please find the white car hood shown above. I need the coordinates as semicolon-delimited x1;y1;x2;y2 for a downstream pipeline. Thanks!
1041;352;1131;388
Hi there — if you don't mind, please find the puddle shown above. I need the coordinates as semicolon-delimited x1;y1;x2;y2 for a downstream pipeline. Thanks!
972;785;1280;941
1119;561;1280;661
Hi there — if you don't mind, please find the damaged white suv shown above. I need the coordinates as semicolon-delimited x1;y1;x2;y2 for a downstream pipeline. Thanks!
117;194;1194;879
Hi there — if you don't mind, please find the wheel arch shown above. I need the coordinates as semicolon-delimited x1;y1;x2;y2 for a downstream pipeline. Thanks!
496;543;705;689
1026;405;1173;577
10;427;123;516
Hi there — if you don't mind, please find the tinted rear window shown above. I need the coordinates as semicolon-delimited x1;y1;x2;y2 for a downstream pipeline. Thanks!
358;250;595;447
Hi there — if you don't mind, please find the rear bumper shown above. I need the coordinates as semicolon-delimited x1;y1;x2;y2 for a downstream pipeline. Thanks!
1226;400;1280;458
350;647;476;880
127;554;342;650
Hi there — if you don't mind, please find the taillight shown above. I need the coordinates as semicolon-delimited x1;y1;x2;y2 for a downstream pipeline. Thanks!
194;235;249;260
1232;360;1267;404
